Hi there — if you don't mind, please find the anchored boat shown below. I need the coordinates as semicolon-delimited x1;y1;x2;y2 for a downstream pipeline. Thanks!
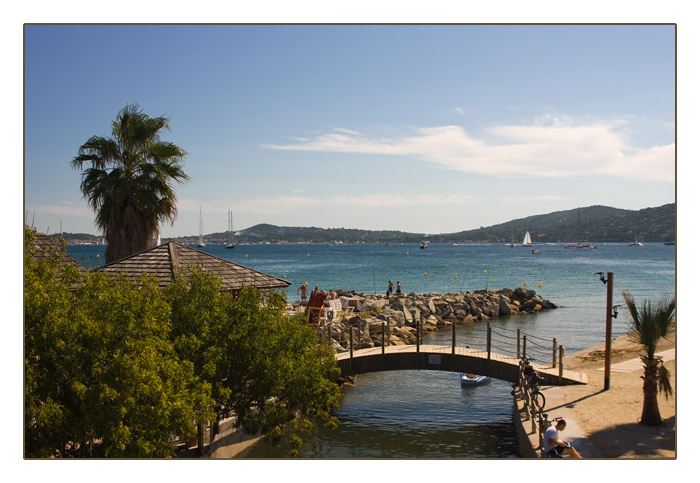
460;373;489;386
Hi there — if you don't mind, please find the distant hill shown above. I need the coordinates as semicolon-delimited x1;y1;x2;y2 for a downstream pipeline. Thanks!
52;203;676;245
443;204;676;244
173;203;675;244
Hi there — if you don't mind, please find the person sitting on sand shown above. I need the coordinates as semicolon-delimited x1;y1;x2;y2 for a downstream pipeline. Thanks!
543;419;582;458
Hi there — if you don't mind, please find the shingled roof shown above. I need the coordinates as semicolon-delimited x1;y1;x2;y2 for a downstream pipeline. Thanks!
97;241;291;292
28;232;87;274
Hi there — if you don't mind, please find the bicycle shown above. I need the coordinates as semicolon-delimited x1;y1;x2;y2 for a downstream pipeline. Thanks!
522;357;546;410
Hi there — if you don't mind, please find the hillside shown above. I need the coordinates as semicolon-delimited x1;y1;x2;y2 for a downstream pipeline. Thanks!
443;204;676;244
172;203;676;244
52;203;676;245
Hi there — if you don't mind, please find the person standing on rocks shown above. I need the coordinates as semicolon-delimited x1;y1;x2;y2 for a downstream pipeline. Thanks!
387;280;393;297
396;281;402;294
297;284;308;304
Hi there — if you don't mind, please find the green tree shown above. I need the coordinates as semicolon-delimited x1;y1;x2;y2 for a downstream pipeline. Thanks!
166;273;342;456
224;287;342;456
24;228;83;456
622;290;676;426
25;228;212;457
71;103;189;263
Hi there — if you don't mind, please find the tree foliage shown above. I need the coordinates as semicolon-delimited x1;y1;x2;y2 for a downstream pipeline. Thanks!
25;227;343;457
622;290;676;426
165;273;342;456
70;103;189;263
25;227;212;457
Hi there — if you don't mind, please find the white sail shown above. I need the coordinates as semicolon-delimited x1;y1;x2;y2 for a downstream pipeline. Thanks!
522;231;532;245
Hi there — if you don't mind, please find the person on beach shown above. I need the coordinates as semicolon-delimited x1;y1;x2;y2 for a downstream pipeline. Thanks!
387;280;393;297
396;281;402;294
297;284;308;304
543;419;582;458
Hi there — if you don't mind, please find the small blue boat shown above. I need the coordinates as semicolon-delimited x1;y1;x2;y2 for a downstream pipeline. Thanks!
461;373;489;385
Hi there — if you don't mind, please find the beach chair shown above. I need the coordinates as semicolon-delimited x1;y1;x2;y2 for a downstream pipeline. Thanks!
306;292;328;325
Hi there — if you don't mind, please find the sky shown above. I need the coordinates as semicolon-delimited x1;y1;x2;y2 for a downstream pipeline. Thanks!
23;22;678;239
9;2;698;477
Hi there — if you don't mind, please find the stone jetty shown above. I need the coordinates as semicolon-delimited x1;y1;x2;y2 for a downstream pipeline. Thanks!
305;288;557;353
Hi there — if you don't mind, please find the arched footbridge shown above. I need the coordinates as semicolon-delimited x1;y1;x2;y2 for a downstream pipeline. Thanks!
331;322;587;386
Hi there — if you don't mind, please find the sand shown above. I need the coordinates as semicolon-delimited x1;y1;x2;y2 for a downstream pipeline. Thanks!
544;328;677;458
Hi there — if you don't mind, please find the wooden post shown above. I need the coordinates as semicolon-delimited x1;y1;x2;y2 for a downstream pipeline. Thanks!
521;362;530;421
197;423;205;456
522;335;527;361
328;324;331;344
349;327;354;360
552;338;557;368
604;272;614;391
516;329;520;359
558;345;564;385
452;321;456;355
382;321;385;355
417;314;422;352
486;322;491;360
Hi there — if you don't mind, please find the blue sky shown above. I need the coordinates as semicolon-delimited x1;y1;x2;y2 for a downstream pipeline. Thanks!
24;23;676;238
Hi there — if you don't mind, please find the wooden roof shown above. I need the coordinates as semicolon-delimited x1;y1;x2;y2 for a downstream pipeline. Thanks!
97;241;291;291
28;232;87;273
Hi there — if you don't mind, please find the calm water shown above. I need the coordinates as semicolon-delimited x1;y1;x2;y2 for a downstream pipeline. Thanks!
68;242;676;458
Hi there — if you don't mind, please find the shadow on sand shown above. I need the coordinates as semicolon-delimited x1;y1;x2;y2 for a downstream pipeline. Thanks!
587;416;676;458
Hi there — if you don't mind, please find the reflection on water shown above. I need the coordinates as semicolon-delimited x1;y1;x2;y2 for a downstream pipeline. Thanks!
237;370;519;458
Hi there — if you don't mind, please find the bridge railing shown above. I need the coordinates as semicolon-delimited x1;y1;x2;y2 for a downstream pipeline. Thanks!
326;318;566;377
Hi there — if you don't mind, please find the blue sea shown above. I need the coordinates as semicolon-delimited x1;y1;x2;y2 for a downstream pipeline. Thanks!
68;241;676;458
69;241;675;353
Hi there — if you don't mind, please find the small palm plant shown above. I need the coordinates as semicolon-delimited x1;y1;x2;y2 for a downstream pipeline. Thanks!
622;290;676;426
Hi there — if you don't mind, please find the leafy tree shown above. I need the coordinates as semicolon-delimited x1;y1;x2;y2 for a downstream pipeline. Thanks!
622;290;676;426
165;274;342;456
224;287;342;456
24;228;83;456
25;228;212;457
71;103;189;263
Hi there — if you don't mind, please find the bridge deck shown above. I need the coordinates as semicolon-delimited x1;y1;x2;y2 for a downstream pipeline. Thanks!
336;344;586;386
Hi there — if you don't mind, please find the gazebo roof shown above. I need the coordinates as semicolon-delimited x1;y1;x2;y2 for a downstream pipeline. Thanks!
28;232;87;273
97;242;291;292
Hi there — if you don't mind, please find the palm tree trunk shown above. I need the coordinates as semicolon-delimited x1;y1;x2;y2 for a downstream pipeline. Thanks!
640;355;663;426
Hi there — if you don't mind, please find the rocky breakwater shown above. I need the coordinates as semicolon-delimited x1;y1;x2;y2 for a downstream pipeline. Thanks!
315;288;557;353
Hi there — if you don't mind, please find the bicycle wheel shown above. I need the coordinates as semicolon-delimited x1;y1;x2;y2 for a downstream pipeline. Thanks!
533;390;546;409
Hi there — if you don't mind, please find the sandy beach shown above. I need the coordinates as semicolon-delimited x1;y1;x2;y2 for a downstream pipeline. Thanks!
536;328;676;458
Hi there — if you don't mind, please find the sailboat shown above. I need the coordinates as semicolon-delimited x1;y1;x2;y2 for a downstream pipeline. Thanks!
628;226;643;247
505;230;515;247
197;208;206;247
564;208;596;249
226;210;235;249
522;231;533;247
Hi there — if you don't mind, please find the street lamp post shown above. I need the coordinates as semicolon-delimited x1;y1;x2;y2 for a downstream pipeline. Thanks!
604;272;613;391
595;271;614;390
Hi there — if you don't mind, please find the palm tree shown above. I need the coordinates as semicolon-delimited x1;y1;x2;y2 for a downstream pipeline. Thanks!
622;290;676;426
71;104;189;263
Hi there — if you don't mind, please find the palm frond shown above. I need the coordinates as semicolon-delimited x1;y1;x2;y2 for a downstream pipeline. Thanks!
623;291;676;359
658;362;673;399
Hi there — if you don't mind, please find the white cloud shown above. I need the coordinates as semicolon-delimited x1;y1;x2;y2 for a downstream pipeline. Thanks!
264;118;675;182
31;202;93;217
227;193;472;216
